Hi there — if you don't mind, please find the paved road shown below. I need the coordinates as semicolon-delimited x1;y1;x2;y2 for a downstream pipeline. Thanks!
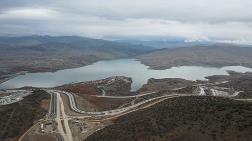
48;91;71;141
58;93;73;141
19;79;250;141
55;93;68;141
234;98;252;102
46;80;251;141
48;90;189;116
46;83;252;141
91;92;156;99
48;81;247;118
49;93;57;117
54;81;251;112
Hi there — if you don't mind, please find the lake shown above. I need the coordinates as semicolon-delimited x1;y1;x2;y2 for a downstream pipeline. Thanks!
1;59;252;91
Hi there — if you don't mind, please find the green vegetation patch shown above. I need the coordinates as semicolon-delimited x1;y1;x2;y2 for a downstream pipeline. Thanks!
86;96;252;141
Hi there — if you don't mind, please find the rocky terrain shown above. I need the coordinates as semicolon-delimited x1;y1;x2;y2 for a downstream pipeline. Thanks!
138;44;252;69
0;89;50;141
206;71;252;98
85;96;252;141
57;76;133;96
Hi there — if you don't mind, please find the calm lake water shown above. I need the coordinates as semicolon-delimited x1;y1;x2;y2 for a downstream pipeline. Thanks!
1;59;252;91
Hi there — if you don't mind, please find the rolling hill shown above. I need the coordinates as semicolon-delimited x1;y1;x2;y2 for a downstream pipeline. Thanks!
85;96;252;141
138;44;252;69
0;36;154;80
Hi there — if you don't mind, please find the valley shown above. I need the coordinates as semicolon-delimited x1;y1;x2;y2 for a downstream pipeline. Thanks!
1;58;252;91
0;36;153;83
1;37;252;141
1;0;252;141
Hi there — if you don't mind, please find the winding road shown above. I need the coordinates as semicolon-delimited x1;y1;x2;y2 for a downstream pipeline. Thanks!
17;79;252;141
48;90;190;116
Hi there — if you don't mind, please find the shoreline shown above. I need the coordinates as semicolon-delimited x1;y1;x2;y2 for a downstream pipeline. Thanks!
1;58;252;91
0;71;27;85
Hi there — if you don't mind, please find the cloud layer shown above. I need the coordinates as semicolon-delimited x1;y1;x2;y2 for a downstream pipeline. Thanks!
0;0;252;43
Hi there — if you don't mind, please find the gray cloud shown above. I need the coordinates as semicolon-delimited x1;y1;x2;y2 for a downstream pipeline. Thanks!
0;0;252;44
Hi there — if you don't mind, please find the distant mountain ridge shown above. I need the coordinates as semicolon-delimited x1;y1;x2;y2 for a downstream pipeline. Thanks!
116;39;252;49
0;35;147;48
0;36;154;79
116;39;214;49
138;44;252;69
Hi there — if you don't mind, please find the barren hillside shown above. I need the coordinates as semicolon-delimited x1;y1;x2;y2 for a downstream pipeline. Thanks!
138;45;252;69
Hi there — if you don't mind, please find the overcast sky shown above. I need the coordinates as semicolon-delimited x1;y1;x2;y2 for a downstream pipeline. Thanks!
0;0;252;43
